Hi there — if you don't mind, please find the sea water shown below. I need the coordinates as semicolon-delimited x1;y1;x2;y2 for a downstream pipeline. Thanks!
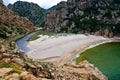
76;42;120;80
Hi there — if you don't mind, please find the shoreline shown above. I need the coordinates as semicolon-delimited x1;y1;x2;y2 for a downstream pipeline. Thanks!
53;39;112;65
26;34;116;64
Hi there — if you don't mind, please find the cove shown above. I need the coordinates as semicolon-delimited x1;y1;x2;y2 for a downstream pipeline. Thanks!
76;42;120;80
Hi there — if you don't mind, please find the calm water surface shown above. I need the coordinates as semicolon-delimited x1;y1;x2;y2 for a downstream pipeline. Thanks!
76;42;120;80
16;32;36;52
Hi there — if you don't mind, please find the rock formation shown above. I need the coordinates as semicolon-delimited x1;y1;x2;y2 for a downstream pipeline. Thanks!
54;60;108;80
0;0;3;4
8;1;46;27
0;46;108;80
45;0;120;37
0;0;35;39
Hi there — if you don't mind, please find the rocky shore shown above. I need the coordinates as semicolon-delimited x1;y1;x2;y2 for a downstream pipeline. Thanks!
0;41;108;80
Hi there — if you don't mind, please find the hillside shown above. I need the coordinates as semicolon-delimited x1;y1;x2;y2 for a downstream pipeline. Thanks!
45;0;120;37
8;1;46;27
0;0;35;41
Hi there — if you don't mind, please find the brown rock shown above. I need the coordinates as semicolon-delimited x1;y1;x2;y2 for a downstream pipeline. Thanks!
19;50;25;59
94;31;101;36
0;0;3;4
12;57;25;67
54;60;108;80
20;71;42;80
3;58;11;63
3;53;13;58
0;68;13;77
10;42;18;52
0;51;3;60
109;32;113;38
5;73;19;80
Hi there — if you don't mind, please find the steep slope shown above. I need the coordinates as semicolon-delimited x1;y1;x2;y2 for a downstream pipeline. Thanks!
8;1;46;27
0;0;35;40
45;0;120;37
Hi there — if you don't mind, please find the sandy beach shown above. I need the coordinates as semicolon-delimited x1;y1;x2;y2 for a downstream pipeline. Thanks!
26;34;111;64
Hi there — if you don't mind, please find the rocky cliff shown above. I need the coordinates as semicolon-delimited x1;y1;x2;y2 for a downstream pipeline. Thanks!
0;45;108;80
8;1;46;27
45;0;120;37
0;0;35;40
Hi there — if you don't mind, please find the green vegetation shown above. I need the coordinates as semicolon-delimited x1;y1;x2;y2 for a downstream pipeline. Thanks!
0;63;22;74
28;30;76;41
0;25;27;43
76;42;120;80
6;34;25;43
8;1;46;27
27;32;40;41
37;61;48;66
28;31;57;41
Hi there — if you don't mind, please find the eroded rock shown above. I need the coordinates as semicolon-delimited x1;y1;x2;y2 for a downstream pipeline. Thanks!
0;68;13;77
54;60;108;80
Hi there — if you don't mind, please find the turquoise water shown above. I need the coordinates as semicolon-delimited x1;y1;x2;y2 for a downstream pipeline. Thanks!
76;42;120;80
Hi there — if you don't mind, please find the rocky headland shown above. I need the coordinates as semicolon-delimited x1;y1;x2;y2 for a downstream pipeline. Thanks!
0;42;108;80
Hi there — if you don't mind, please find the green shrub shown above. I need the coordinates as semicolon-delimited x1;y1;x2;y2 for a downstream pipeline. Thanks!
0;63;22;74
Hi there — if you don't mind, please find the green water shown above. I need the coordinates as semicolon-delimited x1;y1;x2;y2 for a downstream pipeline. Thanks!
76;42;120;80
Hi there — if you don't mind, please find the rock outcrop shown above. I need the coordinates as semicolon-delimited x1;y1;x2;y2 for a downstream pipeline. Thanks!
54;60;108;80
45;0;120;37
0;0;35;39
0;0;3;4
0;45;108;80
8;1;46;27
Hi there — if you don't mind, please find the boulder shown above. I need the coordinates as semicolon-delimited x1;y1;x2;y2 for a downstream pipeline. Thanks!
0;51;3;60
12;57;25;67
0;68;13;77
3;53;13;58
10;42;18;52
94;31;101;36
20;71;42;80
108;32;113;38
54;60;108;80
0;0;3;4
5;73;19;80
3;58;11;63
19;50;25;59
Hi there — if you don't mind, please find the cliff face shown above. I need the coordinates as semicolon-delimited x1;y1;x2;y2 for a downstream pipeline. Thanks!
0;47;108;80
0;0;35;39
45;0;120;37
0;0;3;4
8;1;46;27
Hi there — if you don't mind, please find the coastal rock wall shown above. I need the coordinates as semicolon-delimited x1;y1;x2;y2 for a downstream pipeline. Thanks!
0;42;108;80
45;0;120;37
0;0;3;4
54;60;108;80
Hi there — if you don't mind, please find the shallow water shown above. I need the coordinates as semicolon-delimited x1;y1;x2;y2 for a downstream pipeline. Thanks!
16;32;36;52
76;42;120;80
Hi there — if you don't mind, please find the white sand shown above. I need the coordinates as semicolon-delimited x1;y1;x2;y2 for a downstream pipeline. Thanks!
26;34;111;63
